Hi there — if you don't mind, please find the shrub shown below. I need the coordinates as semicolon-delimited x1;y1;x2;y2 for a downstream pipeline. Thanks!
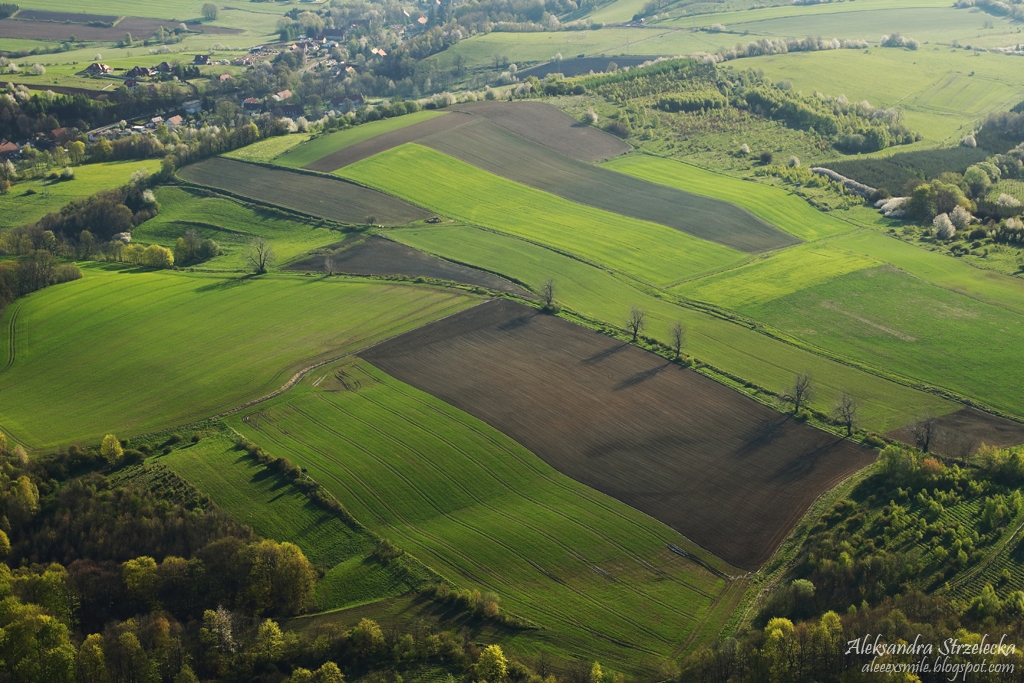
759;151;774;165
141;244;174;269
933;213;956;240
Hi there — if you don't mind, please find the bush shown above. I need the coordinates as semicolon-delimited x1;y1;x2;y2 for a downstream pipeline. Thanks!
141;244;174;269
759;151;774;165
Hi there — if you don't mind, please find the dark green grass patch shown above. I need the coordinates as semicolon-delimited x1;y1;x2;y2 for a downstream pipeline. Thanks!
420;119;799;253
177;157;429;226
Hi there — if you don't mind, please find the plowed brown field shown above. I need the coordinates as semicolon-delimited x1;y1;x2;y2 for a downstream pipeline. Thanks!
361;299;876;570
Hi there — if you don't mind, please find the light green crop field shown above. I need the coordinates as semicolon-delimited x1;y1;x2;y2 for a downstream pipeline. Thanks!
605;155;855;242
228;358;745;676
133;187;342;269
741;48;1024;144
0;159;162;229
0;265;474;447
223;133;315;164
340;144;745;285
746;266;1024;419
9;0;295;25
275;111;447;168
159;432;430;611
388;225;955;431
429;28;673;72
661;0;965;29
673;242;881;308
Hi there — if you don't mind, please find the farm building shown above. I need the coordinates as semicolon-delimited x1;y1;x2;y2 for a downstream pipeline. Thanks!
272;89;292;102
193;55;211;65
166;115;184;127
84;63;113;75
0;141;20;160
272;104;304;118
154;61;173;73
126;66;152;78
124;79;140;90
242;97;262;114
330;93;365;111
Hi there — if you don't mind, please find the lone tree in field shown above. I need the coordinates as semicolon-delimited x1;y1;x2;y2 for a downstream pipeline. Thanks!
833;389;858;437
911;411;938;453
541;277;556;312
323;253;334;276
670;321;685;360
248;237;275;274
626;306;646;342
788;373;814;414
202;3;219;20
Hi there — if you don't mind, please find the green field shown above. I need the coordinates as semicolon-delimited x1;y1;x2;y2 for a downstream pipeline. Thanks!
604;155;855;243
0;159;162;229
229;357;745;676
388;224;955;431
744;266;1024;418
159;431;432;611
8;0;291;27
223;132;314;164
133;187;342;269
275;111;447;168
340;144;745;285
0;265;474;447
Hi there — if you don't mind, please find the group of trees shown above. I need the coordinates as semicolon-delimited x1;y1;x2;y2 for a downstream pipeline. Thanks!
0;250;81;313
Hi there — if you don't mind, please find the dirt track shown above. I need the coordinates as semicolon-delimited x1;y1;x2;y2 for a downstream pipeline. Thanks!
360;299;876;570
285;236;530;296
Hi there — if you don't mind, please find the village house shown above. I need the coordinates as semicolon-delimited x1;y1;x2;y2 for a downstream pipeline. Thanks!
126;66;152;78
193;55;211;65
155;61;173;73
330;93;365;112
166;115;184;127
272;104;304;118
84;63;113;75
242;97;262;115
124;79;140;90
0;141;20;160
271;89;292;102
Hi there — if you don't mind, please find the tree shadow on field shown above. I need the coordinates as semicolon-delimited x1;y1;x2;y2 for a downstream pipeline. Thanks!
193;273;262;293
580;342;629;366
768;437;847;484
250;467;292;493
733;415;792;459
613;362;670;391
496;312;536;332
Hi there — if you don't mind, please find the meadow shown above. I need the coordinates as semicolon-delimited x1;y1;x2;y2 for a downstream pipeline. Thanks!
159;430;433;611
222;132;314;164
388;223;955;431
746;266;1024;418
604;155;856;243
0;159;162;229
0;264;474;447
9;0;292;29
229;357;744;676
340;144;746;285
133;186;343;269
276;110;447;169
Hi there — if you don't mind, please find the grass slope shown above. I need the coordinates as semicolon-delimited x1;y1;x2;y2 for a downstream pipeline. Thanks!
388;224;954;431
133;187;342;269
604;155;856;242
745;266;1024;419
0;159;162;229
0;265;474;447
223;133;314;164
159;431;430;611
340;144;744;285
276;111;446;168
229;358;743;676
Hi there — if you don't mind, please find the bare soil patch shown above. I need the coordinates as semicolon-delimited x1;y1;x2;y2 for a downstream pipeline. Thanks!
0;15;240;40
303;112;474;172
285;235;529;296
888;407;1024;458
451;100;629;163
360;299;875;570
421;119;799;253
178;158;428;225
14;9;119;23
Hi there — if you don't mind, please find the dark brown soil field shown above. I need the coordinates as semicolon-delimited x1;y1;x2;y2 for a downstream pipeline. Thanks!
303;112;474;172
451;100;630;163
285;235;529;295
14;9;119;23
888;407;1024;458
178;158;428;225
360;299;875;570
421;119;799;253
519;56;659;79
0;15;240;40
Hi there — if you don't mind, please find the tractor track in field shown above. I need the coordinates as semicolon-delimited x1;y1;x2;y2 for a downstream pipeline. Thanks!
290;397;673;649
2;304;21;374
243;402;659;655
320;388;703;625
348;363;723;601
